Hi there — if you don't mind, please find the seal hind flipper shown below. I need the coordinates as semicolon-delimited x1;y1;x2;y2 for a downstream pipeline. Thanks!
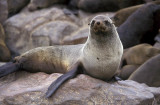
0;62;20;77
46;62;84;98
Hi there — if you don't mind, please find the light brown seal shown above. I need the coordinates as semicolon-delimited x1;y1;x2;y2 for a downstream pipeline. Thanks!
118;44;160;80
0;24;11;61
0;15;123;97
128;54;160;87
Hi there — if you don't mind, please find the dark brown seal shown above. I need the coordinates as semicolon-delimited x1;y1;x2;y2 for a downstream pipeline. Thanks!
112;1;160;27
117;3;160;48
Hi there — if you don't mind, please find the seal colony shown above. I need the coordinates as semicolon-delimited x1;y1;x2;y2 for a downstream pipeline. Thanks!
0;15;123;97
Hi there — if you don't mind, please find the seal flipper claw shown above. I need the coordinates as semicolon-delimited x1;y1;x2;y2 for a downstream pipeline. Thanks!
46;62;83;98
0;62;20;78
114;76;122;81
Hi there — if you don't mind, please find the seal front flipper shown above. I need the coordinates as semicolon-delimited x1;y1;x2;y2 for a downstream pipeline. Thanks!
0;62;20;77
45;62;84;98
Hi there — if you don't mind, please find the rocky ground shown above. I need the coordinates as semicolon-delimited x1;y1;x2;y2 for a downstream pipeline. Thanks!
0;71;160;105
0;0;160;104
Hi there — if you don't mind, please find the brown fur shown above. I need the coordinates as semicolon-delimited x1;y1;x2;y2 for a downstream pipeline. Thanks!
118;65;139;80
128;54;160;87
122;44;160;65
117;3;160;48
112;1;160;27
0;24;11;61
118;44;160;80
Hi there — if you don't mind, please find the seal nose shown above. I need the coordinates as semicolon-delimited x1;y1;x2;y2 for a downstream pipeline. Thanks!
96;21;100;25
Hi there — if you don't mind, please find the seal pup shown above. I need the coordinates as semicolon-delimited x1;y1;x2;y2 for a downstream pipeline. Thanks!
0;15;123;97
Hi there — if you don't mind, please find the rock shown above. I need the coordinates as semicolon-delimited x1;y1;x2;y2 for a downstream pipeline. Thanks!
154;42;160;49
0;71;160;104
7;0;30;17
0;0;8;25
4;7;79;56
118;0;145;9
62;25;88;45
32;21;78;45
0;24;11;62
27;0;69;11
78;0;119;13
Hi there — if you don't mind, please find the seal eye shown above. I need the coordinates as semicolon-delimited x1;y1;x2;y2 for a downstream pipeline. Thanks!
91;20;95;27
104;20;110;25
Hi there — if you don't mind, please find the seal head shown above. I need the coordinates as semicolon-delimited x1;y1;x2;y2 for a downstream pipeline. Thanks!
89;15;114;36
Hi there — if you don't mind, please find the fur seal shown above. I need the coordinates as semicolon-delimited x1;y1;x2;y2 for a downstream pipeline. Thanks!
128;54;160;87
122;44;160;65
0;24;11;61
112;1;160;27
117;3;160;48
118;65;139;80
0;15;123;97
118;44;160;80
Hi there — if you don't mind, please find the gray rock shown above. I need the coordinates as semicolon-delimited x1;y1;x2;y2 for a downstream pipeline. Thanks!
62;25;88;45
78;0;119;13
32;21;78;45
0;71;160;104
4;7;79;56
27;0;68;11
154;42;160;49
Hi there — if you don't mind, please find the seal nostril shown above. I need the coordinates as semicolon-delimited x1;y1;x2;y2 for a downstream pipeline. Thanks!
97;22;100;25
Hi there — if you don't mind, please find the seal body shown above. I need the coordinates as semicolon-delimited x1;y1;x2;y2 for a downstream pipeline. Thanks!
15;45;83;73
128;54;160;87
0;15;123;97
13;15;123;81
81;16;123;80
117;3;160;48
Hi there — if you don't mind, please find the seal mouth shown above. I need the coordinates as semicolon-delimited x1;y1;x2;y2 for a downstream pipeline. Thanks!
93;26;107;34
